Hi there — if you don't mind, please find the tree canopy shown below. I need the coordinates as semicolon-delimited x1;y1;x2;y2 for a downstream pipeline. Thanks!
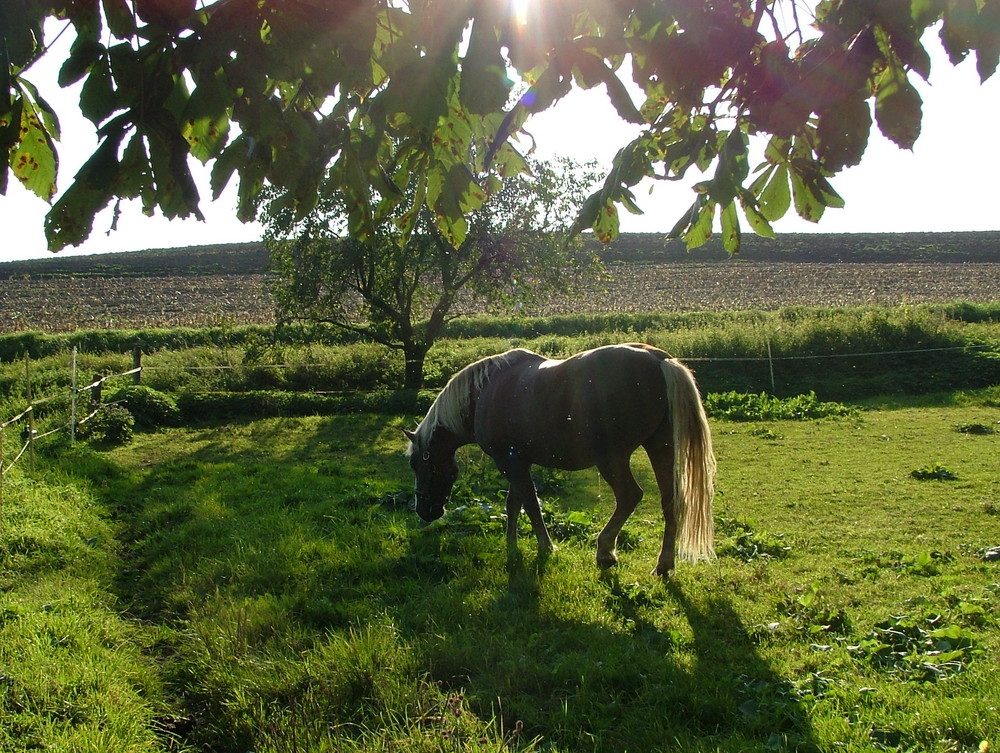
264;156;599;388
3;0;999;253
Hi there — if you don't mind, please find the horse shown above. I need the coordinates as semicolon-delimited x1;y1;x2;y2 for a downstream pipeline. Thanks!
403;343;716;576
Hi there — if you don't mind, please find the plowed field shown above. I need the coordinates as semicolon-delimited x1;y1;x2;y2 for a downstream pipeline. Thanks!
3;261;999;333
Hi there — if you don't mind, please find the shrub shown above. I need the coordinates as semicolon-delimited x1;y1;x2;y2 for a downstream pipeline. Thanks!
78;404;135;444
107;386;181;431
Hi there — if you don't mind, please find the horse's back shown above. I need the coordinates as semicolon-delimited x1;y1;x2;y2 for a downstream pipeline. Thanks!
476;344;672;468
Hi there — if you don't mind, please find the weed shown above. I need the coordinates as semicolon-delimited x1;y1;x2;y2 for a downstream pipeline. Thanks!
777;586;852;638
717;518;791;562
705;391;856;421
850;612;980;683
955;422;996;435
911;463;958;481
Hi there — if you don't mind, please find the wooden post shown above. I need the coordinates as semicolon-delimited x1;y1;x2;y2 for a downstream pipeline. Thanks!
133;346;142;384
70;347;78;444
766;337;776;395
25;354;35;471
91;373;103;410
1;423;5;522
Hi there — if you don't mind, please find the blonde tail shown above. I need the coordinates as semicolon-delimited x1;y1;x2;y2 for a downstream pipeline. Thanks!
662;358;716;563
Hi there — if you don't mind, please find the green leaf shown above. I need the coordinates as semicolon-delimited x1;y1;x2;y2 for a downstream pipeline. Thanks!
79;55;117;125
460;16;511;115
790;168;825;223
739;190;776;239
44;128;127;249
210;137;247;200
710;129;749;206
748;163;776;197
758;163;791;221
974;0;1000;81
683;198;715;249
59;39;105;87
816;97;872;172
603;71;645;124
11;95;58;201
592;197;620;243
874;63;923;149
102;0;137;39
720;201;741;254
182;69;233;162
569;190;604;237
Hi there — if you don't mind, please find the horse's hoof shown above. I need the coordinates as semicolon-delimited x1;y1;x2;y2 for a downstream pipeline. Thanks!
596;552;618;569
651;565;675;578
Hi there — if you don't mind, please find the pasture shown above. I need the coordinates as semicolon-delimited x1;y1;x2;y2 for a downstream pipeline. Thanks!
1;239;999;751
3;391;998;752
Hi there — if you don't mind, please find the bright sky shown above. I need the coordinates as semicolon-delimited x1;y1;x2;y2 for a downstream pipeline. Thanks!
2;23;998;263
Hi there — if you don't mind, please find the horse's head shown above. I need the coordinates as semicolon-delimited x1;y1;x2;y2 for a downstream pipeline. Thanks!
403;429;459;522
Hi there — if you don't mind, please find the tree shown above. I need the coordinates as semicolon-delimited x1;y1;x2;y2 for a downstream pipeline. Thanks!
263;156;599;388
4;1;1000;254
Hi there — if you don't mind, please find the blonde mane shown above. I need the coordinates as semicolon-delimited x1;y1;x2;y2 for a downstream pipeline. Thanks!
406;349;535;455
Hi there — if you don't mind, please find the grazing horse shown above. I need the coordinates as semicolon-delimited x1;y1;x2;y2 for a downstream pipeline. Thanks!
403;343;716;575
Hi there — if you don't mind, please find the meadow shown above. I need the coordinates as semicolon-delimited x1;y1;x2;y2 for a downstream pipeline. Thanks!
1;240;1000;752
2;390;998;752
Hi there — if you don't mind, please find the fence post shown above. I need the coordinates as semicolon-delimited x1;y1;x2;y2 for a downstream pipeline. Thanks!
91;373;103;410
0;423;4;521
25;354;35;472
766;338;776;395
133;346;142;384
70;347;78;444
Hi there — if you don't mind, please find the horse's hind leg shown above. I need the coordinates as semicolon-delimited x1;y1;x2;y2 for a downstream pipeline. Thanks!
645;442;677;576
595;455;643;569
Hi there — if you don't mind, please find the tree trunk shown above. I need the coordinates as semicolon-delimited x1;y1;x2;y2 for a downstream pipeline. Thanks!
402;342;428;390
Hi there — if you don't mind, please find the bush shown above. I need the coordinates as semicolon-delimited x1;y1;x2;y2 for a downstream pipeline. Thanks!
107;386;181;431
78;404;135;444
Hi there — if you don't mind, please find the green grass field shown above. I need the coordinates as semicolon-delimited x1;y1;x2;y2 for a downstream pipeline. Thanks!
3;390;998;752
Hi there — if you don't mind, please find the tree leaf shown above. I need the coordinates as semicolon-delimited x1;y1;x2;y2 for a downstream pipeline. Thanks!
790;167;825;223
974;0;1000;81
874;63;922;149
11;95;58;201
59;38;105;87
79;54;118;125
739;189;776;239
758;163;791;221
682;198;715;249
102;0;137;39
720;200;741;254
460;16;511;115
816;96;872;172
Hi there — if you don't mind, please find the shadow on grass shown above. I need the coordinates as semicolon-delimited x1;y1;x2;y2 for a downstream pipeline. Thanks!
73;414;816;753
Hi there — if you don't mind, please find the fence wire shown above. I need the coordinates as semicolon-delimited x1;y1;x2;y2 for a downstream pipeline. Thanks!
1;341;994;488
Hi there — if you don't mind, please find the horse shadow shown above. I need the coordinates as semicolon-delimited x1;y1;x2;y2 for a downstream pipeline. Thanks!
417;548;818;752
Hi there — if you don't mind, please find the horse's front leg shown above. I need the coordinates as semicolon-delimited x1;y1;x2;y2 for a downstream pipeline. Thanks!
504;464;554;552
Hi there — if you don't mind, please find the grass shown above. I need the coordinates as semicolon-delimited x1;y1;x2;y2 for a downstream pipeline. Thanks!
3;303;1000;403
2;392;994;752
0;465;169;751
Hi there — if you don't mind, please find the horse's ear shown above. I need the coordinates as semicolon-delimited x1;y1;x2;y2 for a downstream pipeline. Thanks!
402;428;417;442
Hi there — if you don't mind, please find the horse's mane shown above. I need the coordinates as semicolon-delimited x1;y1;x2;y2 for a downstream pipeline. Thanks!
406;348;536;455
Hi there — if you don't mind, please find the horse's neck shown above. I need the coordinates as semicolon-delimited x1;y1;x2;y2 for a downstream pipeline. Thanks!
430;425;470;456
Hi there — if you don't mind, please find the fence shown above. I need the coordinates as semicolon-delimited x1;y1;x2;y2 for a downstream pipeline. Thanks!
1;340;993;518
0;347;141;515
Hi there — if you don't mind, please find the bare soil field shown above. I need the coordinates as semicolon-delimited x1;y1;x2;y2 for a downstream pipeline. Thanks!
3;260;1000;333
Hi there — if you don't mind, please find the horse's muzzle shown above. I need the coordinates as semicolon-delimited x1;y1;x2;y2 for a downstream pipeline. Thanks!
414;495;446;523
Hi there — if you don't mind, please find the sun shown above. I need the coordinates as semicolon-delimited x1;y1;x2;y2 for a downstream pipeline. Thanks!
512;0;532;26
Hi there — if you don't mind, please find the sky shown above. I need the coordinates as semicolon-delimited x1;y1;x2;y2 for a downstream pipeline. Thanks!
2;23;999;263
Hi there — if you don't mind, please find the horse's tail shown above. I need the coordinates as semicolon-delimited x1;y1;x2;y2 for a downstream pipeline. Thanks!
661;358;717;563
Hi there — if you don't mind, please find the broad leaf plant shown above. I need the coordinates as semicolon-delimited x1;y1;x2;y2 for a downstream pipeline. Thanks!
3;0;999;253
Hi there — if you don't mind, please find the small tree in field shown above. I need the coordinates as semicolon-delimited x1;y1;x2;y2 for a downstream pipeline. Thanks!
263;157;599;389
